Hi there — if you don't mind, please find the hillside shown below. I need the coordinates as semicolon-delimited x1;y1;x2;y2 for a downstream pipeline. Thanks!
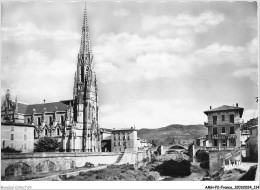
137;124;207;146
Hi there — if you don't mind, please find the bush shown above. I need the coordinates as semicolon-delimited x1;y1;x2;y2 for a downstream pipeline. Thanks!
84;162;94;168
200;161;209;169
1;146;22;153
154;160;191;177
34;137;60;152
195;150;209;162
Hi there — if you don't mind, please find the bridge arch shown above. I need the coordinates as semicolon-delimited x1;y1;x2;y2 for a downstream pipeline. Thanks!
169;145;187;150
5;162;32;177
35;160;56;173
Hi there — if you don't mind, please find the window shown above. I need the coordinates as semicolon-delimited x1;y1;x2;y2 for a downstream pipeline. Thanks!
49;116;53;125
11;126;14;131
38;117;41;125
221;127;226;133
222;139;227;146
213;116;217;125
222;115;225;121
61;115;64;124
230;139;236;146
114;142;117;146
214;139;218;146
24;143;27;149
119;135;121;140
57;128;60;136
114;135;116;140
213;127;218;134
45;129;48;136
27;118;30;124
11;134;14;140
24;134;27;140
34;129;36;138
230;126;235;134
230;115;234;124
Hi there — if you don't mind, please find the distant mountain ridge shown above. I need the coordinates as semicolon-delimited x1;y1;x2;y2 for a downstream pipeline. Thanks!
137;124;207;146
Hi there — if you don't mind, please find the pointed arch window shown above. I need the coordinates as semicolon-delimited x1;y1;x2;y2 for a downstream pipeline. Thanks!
57;128;60;136
37;117;41;126
61;115;64;124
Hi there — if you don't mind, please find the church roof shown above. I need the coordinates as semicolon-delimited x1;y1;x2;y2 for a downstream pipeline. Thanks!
204;105;244;116
25;101;71;114
11;100;73;114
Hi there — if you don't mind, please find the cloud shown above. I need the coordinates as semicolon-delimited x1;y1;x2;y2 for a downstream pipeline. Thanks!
2;22;80;43
94;32;258;83
233;68;258;82
141;11;225;36
113;9;129;17
1;49;75;103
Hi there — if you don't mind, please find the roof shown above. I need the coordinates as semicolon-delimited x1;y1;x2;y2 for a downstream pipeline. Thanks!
100;128;112;133
204;105;244;115
25;101;71;114
1;121;35;127
248;125;258;130
112;127;137;131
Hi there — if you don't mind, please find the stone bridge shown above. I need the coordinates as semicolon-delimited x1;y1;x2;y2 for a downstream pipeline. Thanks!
1;151;150;177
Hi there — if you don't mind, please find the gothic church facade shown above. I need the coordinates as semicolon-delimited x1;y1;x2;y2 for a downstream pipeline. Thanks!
1;6;101;152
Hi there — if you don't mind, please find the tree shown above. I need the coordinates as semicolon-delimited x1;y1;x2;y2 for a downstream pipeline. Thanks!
149;139;162;147
34;137;60;152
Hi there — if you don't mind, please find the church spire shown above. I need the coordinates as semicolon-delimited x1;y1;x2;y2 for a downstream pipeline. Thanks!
79;3;93;61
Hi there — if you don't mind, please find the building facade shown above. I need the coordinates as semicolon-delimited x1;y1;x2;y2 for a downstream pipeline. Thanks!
111;127;137;152
204;104;244;175
1;122;34;153
1;6;101;153
245;125;258;161
204;104;244;148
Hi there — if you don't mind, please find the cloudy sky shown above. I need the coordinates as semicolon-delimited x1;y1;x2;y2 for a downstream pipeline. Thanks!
1;1;258;129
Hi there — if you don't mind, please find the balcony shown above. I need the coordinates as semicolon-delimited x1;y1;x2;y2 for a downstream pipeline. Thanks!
211;134;237;139
198;146;237;151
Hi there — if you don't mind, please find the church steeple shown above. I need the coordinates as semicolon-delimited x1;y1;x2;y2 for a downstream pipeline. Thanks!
79;3;93;69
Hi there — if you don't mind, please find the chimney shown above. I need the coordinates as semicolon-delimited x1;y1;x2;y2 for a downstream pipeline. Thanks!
210;106;212;110
236;103;238;107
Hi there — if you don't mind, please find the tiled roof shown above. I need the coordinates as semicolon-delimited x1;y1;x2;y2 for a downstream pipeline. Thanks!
10;100;73;115
112;128;136;131
204;105;244;114
25;101;71;114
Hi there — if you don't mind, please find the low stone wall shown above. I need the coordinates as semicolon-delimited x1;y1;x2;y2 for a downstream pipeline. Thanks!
1;150;151;178
1;152;122;177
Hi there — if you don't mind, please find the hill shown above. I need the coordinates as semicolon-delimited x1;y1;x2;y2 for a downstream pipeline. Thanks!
137;124;207;146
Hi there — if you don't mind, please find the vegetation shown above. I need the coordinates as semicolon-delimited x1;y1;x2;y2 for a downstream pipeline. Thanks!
211;168;246;181
1;146;22;153
195;150;209;162
154;160;191;177
34;137;60;152
64;164;160;181
200;161;209;169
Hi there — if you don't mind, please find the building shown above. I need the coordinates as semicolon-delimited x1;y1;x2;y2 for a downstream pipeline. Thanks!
240;129;250;157
245;125;258;161
100;128;112;152
111;127;137;152
1;121;34;153
137;138;150;150
204;104;244;175
1;6;101;153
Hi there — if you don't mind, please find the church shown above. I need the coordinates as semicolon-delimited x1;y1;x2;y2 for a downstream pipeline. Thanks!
1;6;101;153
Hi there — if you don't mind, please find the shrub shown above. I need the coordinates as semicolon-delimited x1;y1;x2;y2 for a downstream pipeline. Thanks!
195;150;209;162
34;137;60;152
1;146;22;153
154;160;191;177
200;161;209;169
